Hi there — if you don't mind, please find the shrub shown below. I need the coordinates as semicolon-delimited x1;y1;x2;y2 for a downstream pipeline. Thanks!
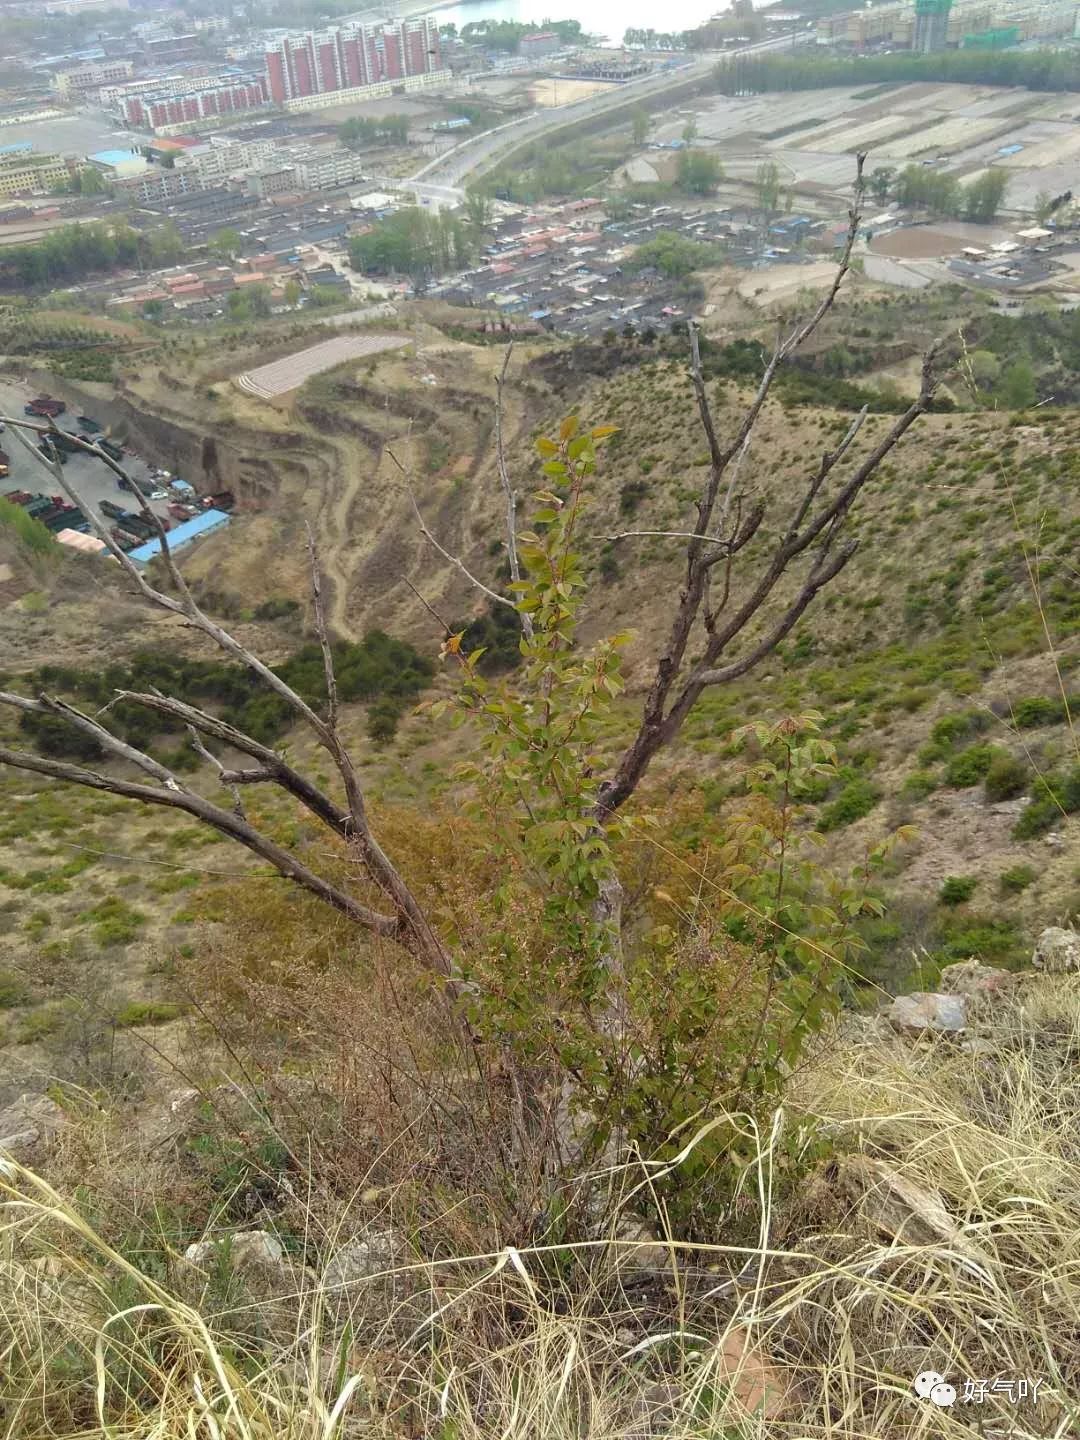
939;710;989;743
936;914;1024;966
983;750;1029;802
900;770;938;801
944;743;995;787
0;968;29;1008
940;875;977;906
817;777;880;831
252;597;301;622
619;478;648;516
1013;691;1077;725
1013;765;1080;838
999;863;1037;894
112;1000;185;1028
366;696;403;744
82;897;146;947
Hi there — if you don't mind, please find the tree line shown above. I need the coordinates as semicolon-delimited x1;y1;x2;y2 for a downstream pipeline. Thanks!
0;220;185;291
715;48;1080;94
452;17;583;52
339;114;410;149
348;206;474;289
870;163;1009;222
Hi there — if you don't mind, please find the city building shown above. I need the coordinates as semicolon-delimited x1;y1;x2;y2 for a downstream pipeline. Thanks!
143;34;202;63
120;77;269;131
291;145;369;190
189;135;280;181
817;0;1076;48
914;0;953;51
519;31;562;59
0;149;78;198
87;147;148;179
53;58;134;96
264;15;441;103
113;166;206;202
45;0;129;15
245;163;299;199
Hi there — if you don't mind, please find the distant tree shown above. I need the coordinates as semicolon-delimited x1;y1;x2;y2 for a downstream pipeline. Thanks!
966;348;1001;394
676;149;722;195
139;223;185;267
227;283;271;320
962;168;1008;224
998;358;1036;409
142;298;165;322
869;166;895;204
895;164;961;218
681;117;698;145
631;105;648;146
283;278;301;307
348;206;473;286
1033;190;1054;224
631;229;722;277
210;227;242;261
755;159;782;224
463;186;493;234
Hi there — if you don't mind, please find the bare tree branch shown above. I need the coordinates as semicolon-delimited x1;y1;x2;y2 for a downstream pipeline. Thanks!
387;445;515;612
111;689;351;832
184;724;247;818
305;522;338;732
0;744;398;931
494;342;533;641
593;160;941;821
401;574;453;637
0;689;188;792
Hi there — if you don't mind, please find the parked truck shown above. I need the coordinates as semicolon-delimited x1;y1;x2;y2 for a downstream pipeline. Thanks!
98;504;167;539
118;474;156;497
24;395;66;418
0;449;9;479
4;491;87;532
76;415;101;432
38;438;67;465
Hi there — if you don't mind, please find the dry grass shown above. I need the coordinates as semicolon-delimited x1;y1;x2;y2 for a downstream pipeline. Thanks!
4;976;1079;1438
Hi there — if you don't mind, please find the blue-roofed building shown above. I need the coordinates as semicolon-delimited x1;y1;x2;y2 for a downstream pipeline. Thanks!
0;142;33;156
127;509;230;566
88;148;148;179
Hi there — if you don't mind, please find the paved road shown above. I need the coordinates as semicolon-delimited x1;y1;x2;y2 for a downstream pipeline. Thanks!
410;35;811;194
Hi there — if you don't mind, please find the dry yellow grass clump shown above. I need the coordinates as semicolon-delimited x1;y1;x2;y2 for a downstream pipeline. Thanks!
3;974;1079;1439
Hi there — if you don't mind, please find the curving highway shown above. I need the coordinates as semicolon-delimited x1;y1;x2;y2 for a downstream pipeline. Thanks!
407;33;811;197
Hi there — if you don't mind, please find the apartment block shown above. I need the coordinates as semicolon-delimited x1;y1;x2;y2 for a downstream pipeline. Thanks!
53;59;134;96
264;15;441;103
121;78;269;131
0;150;77;198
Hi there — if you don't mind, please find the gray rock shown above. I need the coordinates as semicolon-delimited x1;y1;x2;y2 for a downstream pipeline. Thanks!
889;992;967;1035
0;1094;65;1142
939;960;1014;997
323;1228;401;1290
0;1128;40;1160
1032;927;1080;973
183;1230;284;1272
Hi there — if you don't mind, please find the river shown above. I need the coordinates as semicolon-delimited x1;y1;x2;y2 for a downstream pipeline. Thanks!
431;0;726;44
